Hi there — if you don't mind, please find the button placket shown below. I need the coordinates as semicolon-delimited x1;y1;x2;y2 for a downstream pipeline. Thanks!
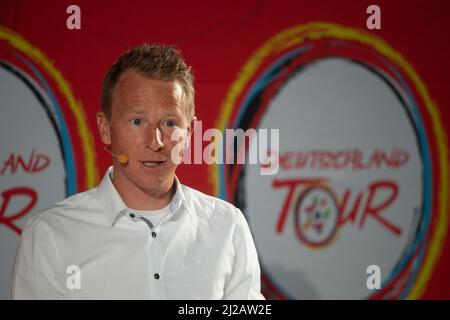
148;225;164;299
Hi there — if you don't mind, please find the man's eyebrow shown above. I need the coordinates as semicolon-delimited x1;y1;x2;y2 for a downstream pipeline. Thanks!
123;108;183;117
162;111;183;117
124;108;146;114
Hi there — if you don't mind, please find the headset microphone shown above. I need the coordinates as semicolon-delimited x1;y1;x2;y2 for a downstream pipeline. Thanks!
103;146;129;164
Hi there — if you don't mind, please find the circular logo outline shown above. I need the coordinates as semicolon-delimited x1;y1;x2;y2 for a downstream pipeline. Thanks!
212;22;449;299
0;26;98;191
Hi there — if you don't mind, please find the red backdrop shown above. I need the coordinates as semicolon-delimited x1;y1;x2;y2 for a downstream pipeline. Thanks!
1;0;449;299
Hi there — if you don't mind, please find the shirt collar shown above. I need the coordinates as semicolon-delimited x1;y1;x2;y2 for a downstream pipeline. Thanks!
96;166;191;227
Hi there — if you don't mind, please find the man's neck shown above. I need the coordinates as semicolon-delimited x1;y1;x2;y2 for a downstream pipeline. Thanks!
111;170;176;210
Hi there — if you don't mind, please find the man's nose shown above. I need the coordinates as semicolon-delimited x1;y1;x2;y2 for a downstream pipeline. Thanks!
146;126;164;152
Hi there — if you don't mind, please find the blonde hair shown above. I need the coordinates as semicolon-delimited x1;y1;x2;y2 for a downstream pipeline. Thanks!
101;43;195;120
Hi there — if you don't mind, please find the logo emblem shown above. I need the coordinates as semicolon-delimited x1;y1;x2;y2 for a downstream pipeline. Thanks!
0;26;97;298
295;185;339;248
213;22;449;299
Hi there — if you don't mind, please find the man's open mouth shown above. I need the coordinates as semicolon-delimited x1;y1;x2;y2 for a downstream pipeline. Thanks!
142;161;165;167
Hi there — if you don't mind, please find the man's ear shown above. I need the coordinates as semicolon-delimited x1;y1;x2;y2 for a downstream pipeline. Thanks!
187;116;197;137
97;112;111;145
184;116;197;149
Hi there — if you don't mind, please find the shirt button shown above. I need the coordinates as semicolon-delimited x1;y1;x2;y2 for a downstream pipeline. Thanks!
152;232;157;238
154;273;160;280
129;213;135;218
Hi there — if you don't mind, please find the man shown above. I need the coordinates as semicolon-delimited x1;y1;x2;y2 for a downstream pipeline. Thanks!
10;44;264;299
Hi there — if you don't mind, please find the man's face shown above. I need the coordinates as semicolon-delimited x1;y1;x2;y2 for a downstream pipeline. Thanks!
97;70;192;194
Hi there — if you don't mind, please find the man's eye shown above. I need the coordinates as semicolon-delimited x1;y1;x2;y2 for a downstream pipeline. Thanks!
164;120;175;127
131;118;142;126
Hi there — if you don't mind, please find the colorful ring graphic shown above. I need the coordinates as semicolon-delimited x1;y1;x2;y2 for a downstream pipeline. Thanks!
213;22;449;299
0;26;98;191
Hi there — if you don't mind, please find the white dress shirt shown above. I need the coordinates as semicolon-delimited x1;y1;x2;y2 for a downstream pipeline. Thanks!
10;167;264;300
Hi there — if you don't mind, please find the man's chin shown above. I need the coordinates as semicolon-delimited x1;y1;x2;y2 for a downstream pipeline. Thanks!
136;174;175;191
116;165;175;190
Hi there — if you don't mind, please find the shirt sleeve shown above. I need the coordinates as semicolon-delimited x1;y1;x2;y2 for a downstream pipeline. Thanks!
223;208;265;300
10;215;65;300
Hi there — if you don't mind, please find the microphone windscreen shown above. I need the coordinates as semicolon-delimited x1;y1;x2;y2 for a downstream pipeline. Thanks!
117;154;128;164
